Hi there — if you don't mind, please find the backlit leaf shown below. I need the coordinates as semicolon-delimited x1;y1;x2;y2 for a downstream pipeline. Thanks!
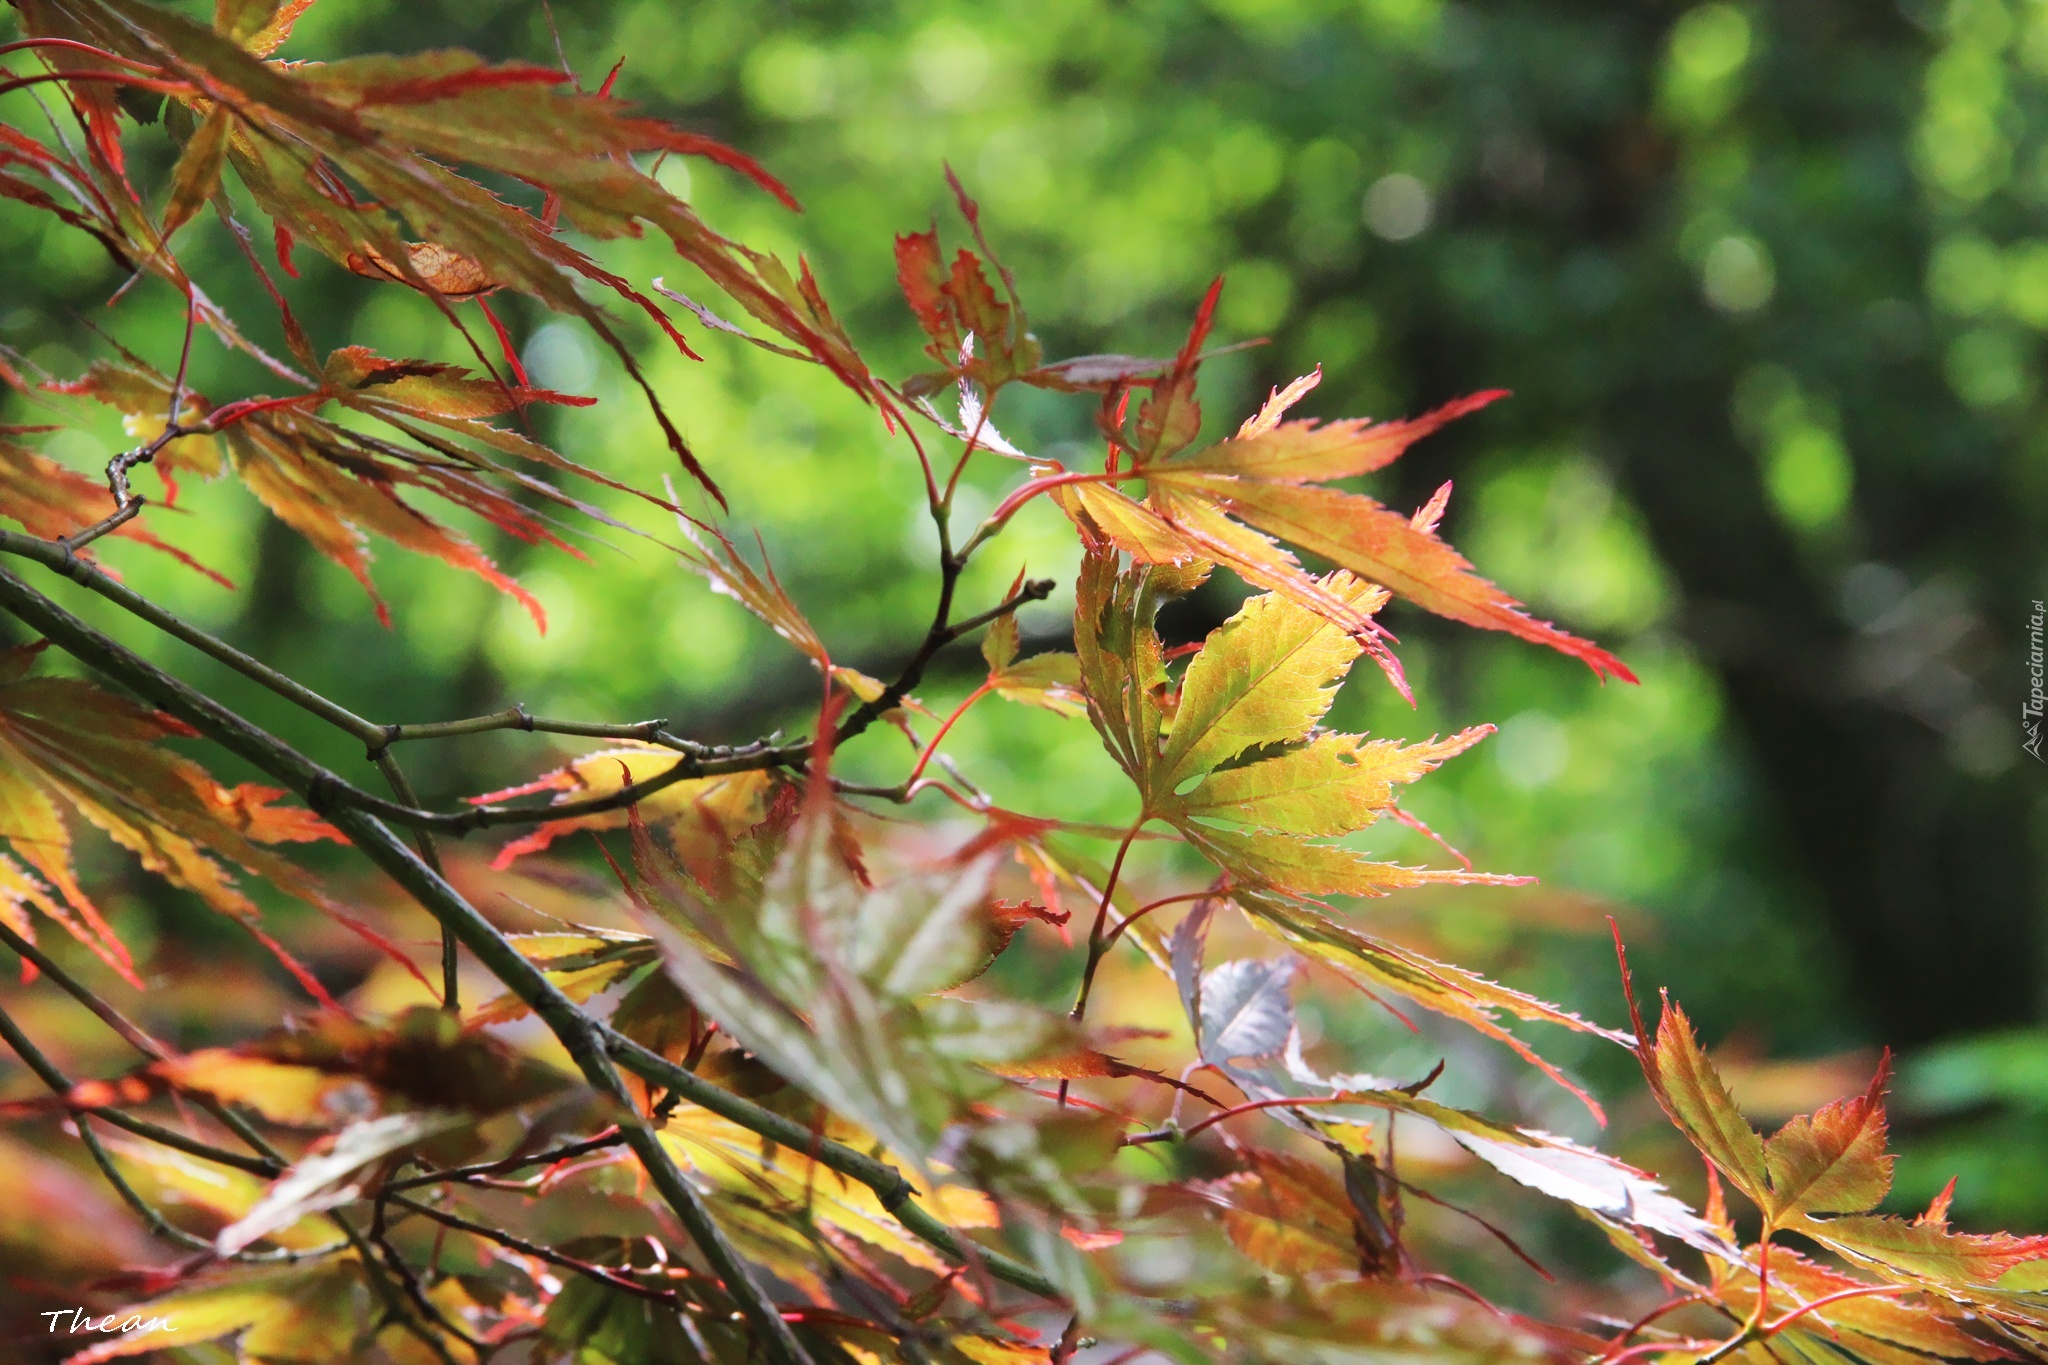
1801;1211;2048;1293
1176;389;1509;483
1636;993;1772;1210
160;101;230;240
473;745;773;869
0;646;346;988
1040;301;1633;681
64;1269;325;1362
662;1105;996;1279
1174;729;1493;840
1762;1053;1895;1221
102;1134;334;1251
1189;1151;1360;1276
1160;571;1384;785
151;1053;378;1129
1150;475;1637;683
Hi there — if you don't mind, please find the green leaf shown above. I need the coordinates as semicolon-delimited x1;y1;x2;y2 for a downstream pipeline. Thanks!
988;651;1086;716
1159;572;1381;787
637;787;1017;1167
849;860;1003;999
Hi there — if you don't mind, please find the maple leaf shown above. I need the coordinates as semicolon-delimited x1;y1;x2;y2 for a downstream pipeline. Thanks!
471;746;775;871
894;176;1042;394
100;1131;333;1251
1709;1242;2013;1363
1619;937;1904;1229
1616;940;2048;1343
624;774;1075;1169
52;349;644;628
1186;1149;1364;1277
467;925;663;1025
1032;300;1635;691
1631;988;1774;1210
17;0;883;505
979;569;1084;717
0;433;227;584
1761;1051;1896;1221
1804;1209;2048;1297
1168;904;1723;1252
130;1005;579;1125
1075;550;1633;1108
0;644;346;988
1071;546;1503;880
159;100;229;240
63;1268;346;1364
662;1104;996;1287
218;1111;461;1255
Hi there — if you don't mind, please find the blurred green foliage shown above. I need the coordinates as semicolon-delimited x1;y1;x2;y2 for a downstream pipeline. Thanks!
2;0;2044;1231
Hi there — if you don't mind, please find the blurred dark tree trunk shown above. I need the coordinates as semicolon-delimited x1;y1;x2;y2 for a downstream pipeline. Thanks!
1615;394;2042;1045
1427;0;2046;1045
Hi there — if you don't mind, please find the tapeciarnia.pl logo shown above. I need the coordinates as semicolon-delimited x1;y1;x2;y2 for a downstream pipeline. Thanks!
2027;598;2045;763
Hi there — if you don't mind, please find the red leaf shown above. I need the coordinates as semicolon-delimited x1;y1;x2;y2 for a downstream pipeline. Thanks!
896;228;957;354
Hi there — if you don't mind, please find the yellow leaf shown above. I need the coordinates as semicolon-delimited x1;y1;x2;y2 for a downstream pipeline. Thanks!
154;1053;376;1129
1160;573;1383;786
1174;729;1491;838
1053;481;1195;564
662;1107;994;1276
478;749;772;868
64;1269;324;1362
103;1135;331;1250
989;652;1086;716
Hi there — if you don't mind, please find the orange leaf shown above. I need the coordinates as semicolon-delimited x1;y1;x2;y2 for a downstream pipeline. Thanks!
1637;992;1771;1206
1762;1052;1895;1221
1157;476;1635;682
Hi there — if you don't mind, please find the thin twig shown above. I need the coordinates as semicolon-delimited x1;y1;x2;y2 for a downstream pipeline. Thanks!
1068;819;1147;1023
0;915;286;1168
390;1193;685;1307
0;999;327;1259
373;751;457;1011
371;1186;488;1353
387;1128;627;1191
